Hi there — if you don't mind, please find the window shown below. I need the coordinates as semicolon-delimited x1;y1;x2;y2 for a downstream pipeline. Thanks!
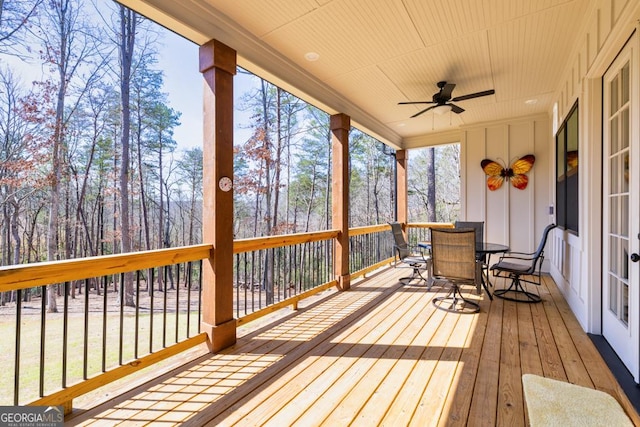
407;144;461;223
556;101;579;233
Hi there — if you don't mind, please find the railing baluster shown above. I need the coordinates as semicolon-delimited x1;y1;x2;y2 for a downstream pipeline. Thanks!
162;266;168;348
14;289;22;405
242;252;246;316
175;263;180;343
187;262;192;336
135;270;141;359
251;251;256;313
119;273;125;366
39;285;46;397
82;279;89;380
101;277;108;372
149;268;155;354
198;260;203;334
62;281;70;388
284;246;289;299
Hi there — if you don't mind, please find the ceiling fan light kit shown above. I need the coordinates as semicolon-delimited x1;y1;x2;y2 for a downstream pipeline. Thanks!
433;104;452;115
399;81;495;118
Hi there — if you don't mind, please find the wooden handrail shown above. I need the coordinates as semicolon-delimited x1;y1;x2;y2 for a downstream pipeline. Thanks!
0;224;456;293
233;229;339;253
348;224;392;237
407;222;454;229
0;244;213;293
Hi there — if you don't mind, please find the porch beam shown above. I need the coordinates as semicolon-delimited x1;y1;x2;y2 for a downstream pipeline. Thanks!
331;113;351;290
396;149;408;227
199;39;237;352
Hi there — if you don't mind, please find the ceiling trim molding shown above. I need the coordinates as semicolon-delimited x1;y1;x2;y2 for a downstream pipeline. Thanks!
586;0;640;78
402;112;550;149
460;113;550;131
117;0;403;147
403;130;464;149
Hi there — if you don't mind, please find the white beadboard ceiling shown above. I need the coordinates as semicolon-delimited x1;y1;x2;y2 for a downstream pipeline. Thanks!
119;0;594;149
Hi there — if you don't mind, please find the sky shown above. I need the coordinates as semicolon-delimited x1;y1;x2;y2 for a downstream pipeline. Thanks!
1;4;258;153
157;30;258;151
155;33;203;150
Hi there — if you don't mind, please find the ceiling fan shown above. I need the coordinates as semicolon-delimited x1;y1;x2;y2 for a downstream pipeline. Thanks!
399;81;495;118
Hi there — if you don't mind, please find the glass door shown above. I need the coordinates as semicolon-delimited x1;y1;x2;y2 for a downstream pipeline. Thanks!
602;37;640;382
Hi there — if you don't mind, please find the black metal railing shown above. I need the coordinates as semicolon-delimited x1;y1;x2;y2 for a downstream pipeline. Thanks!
406;223;454;247
407;226;431;246
1;224;456;408
349;227;394;273
234;239;333;318
2;260;203;406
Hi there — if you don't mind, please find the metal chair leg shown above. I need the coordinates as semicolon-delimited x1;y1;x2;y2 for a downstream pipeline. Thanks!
433;283;480;313
493;275;541;303
399;261;431;286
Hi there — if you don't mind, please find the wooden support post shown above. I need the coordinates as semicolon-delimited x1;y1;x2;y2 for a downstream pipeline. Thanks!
396;149;408;229
331;113;351;291
199;39;237;352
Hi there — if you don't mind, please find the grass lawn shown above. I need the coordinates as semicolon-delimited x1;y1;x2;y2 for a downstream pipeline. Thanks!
1;289;202;406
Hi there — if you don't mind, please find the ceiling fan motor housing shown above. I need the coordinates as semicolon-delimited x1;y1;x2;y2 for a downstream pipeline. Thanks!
399;81;495;117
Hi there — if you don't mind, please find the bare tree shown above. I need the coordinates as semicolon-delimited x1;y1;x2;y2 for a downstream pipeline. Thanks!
35;0;104;312
0;68;44;305
408;144;460;223
116;4;142;306
425;147;436;222
176;147;203;246
0;0;42;55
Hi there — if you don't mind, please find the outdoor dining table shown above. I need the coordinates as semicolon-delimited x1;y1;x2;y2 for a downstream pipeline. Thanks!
476;242;509;298
419;241;509;296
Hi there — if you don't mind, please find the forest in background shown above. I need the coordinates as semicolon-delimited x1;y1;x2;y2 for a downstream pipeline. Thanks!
0;1;460;273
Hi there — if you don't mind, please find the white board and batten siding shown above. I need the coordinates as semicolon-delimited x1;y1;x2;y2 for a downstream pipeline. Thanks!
462;116;553;272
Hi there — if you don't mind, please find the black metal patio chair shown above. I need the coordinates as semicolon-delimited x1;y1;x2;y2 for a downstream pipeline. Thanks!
389;222;431;285
490;223;557;302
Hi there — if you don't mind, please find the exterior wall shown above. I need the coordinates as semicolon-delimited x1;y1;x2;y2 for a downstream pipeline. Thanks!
461;116;553;272
549;0;640;332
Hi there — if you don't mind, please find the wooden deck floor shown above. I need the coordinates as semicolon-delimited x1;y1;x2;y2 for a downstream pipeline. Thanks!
68;267;640;426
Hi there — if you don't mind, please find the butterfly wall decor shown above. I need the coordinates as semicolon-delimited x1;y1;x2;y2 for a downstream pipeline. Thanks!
480;154;535;191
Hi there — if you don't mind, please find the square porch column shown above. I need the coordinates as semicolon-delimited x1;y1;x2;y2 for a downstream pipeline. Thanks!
331;113;350;290
396;149;408;227
199;39;237;352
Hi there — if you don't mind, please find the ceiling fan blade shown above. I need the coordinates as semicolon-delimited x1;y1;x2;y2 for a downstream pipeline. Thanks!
398;101;435;105
440;83;456;99
411;105;437;118
451;89;495;102
450;103;465;114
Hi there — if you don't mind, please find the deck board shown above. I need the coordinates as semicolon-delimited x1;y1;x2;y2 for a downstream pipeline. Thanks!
67;267;640;426
467;294;502;425
497;299;524;426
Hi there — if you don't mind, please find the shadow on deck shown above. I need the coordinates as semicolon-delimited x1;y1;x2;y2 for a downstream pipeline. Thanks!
67;266;640;426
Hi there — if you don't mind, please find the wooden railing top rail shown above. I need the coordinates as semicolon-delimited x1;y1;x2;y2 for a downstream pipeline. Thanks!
348;224;391;237
407;222;455;229
0;244;213;293
0;224;457;293
233;229;340;253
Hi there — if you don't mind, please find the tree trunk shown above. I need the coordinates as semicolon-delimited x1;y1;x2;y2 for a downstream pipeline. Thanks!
426;147;436;222
273;88;282;232
46;31;67;313
118;6;136;307
260;81;274;304
157;140;165;292
9;196;21;265
304;162;318;233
